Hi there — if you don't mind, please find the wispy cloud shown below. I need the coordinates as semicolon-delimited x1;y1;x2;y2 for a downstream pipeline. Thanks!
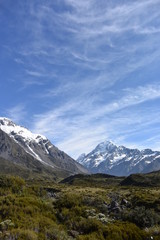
25;70;46;77
2;0;160;157
32;84;160;157
15;0;160;76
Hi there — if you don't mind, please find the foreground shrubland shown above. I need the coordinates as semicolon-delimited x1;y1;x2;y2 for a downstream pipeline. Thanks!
0;175;160;239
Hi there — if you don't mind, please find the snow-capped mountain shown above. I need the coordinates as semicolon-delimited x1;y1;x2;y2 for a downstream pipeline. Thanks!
77;141;160;176
0;117;87;177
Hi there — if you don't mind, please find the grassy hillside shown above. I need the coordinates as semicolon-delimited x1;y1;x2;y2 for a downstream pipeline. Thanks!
121;170;160;187
60;173;124;187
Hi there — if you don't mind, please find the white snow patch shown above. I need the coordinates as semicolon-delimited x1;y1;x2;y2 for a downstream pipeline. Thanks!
26;144;43;162
0;117;47;143
48;145;53;150
145;160;151;164
93;156;105;167
110;154;126;163
44;141;50;154
125;157;133;161
26;144;54;168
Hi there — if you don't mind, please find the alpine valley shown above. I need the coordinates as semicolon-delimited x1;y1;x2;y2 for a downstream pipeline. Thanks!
1;117;160;240
77;141;160;176
0;117;88;180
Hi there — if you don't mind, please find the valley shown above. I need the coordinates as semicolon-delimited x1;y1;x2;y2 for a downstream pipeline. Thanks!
0;117;160;239
1;0;160;239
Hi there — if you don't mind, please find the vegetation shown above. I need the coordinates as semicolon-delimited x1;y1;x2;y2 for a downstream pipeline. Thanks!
60;173;124;187
0;174;160;239
121;170;160;187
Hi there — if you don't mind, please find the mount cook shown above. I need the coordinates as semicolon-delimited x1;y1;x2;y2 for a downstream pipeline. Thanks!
77;141;160;176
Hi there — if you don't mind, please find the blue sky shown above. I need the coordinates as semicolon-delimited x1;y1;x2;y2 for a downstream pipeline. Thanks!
1;0;160;158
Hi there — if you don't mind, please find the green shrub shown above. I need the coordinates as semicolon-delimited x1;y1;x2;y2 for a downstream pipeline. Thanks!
0;175;25;193
103;222;148;240
11;229;38;240
122;206;160;228
55;193;82;210
77;221;148;240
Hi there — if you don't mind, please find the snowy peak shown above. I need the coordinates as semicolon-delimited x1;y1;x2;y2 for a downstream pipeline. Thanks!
0;117;88;176
0;117;53;166
94;141;117;152
77;140;160;176
0;117;15;126
0;117;46;143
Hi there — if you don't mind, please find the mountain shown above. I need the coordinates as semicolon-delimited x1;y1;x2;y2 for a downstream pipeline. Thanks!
0;117;88;179
77;140;160;176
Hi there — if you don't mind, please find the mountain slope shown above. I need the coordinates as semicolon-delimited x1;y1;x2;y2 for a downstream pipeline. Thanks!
121;170;160;187
77;141;160;176
0;117;88;178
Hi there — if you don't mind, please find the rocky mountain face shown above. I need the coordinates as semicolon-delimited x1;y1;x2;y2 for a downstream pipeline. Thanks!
0;117;88;178
77;141;160;176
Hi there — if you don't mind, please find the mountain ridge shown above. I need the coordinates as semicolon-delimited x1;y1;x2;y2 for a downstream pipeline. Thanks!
0;117;88;179
77;140;160;176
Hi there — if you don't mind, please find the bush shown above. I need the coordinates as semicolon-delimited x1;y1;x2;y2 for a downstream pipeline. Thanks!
103;222;148;240
122;206;160;228
0;175;25;193
11;229;38;240
55;193;82;210
77;221;148;240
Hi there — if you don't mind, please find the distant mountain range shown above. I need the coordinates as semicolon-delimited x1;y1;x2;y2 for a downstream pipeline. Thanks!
77;141;160;176
1;117;160;179
0;117;87;179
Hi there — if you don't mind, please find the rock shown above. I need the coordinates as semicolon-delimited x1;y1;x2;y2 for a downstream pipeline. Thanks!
85;209;96;216
97;213;109;223
87;210;110;224
98;213;106;218
108;201;122;213
68;230;79;237
121;198;131;207
47;192;57;198
110;200;119;209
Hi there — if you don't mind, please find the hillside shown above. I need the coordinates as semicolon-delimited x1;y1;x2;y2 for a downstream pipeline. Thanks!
121;170;160;187
0;118;88;179
61;173;124;187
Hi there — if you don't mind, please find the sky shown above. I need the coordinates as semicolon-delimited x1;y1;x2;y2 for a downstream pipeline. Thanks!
1;0;160;158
